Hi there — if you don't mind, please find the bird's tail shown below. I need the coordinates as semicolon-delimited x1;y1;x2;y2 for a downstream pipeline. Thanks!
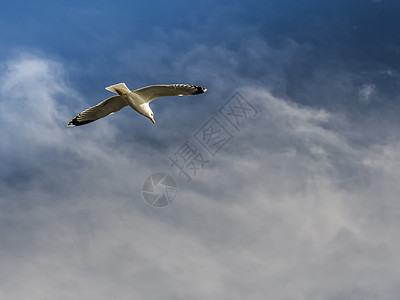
105;83;130;95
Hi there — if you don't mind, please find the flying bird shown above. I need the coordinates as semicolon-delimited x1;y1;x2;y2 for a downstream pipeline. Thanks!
67;83;207;127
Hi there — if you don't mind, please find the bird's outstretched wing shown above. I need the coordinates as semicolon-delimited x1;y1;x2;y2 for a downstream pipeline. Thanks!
67;96;128;127
134;84;207;103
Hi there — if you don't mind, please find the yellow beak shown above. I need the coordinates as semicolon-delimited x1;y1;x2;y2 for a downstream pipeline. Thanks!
150;117;156;124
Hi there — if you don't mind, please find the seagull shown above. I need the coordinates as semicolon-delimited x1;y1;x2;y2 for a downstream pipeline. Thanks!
67;83;207;127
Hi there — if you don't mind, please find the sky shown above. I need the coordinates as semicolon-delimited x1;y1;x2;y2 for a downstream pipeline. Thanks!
1;0;400;299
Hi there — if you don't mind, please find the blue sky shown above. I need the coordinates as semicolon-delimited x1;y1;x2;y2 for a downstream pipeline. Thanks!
1;1;400;299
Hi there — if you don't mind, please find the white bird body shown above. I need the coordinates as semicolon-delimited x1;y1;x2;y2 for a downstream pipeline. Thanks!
68;82;207;127
119;91;151;118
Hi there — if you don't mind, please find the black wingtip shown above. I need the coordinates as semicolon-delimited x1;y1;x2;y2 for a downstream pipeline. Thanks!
193;86;207;95
67;117;95;127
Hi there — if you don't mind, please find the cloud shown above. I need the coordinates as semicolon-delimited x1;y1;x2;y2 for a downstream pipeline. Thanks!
358;84;376;104
1;52;400;299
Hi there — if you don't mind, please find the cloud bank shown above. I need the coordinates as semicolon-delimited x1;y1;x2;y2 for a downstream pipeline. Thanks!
0;51;399;299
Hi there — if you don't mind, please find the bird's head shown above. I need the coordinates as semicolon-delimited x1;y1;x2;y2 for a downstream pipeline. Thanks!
147;111;155;124
140;103;155;124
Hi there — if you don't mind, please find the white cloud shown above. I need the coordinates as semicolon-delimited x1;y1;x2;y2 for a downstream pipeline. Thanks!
358;84;376;104
1;53;400;300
